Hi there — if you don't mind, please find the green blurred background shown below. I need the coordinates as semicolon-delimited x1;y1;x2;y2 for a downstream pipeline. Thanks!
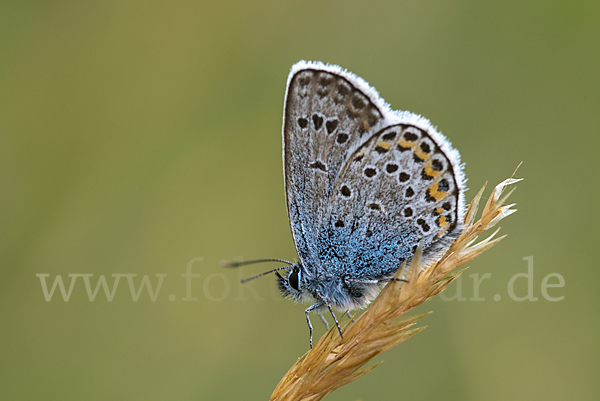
1;1;598;400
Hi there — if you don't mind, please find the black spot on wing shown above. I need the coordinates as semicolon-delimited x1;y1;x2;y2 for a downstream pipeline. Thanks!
326;119;338;134
308;161;327;172
386;164;398;173
337;133;349;144
312;114;324;130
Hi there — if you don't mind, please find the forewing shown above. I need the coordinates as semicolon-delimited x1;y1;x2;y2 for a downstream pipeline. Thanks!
283;63;386;265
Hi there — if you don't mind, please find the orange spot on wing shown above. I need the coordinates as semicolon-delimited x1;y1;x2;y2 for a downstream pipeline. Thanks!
376;141;391;150
414;146;430;161
424;161;442;179
428;181;447;201
397;138;414;149
435;215;450;238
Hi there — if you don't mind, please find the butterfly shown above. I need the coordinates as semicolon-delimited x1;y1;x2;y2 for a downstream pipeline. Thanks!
226;61;465;347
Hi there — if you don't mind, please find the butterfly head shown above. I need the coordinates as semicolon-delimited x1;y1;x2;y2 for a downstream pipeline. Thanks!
277;262;316;304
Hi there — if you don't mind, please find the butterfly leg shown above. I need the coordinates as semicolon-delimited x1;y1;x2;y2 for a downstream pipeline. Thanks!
324;301;343;340
345;311;355;323
317;310;330;329
387;278;408;283
380;277;408;284
305;302;323;348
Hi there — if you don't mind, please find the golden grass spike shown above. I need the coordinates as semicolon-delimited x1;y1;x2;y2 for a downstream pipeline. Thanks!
464;182;487;227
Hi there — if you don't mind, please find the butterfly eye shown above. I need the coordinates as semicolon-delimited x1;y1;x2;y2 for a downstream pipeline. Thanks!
288;269;300;291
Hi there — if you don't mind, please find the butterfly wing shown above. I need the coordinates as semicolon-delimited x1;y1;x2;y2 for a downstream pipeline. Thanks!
283;62;388;267
319;122;465;280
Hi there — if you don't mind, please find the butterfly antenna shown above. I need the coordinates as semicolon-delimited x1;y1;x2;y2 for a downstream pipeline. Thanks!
240;266;293;283
221;258;293;268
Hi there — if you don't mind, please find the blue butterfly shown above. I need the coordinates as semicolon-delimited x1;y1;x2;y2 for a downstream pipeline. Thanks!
227;61;465;347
